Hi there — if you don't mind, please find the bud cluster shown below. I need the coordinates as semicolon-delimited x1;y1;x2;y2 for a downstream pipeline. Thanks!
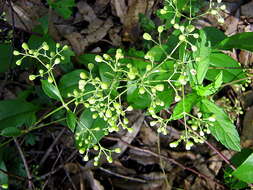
13;42;69;82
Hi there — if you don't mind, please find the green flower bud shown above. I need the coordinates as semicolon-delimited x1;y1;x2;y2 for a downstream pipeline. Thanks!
123;118;129;124
150;121;157;126
83;155;89;161
169;141;178;148
160;9;167;14
48;76;53;83
126;105;133;111
179;34;186;41
155;84;164;91
114;147;121;153
92;113;98;119
95;55;103;62
29;50;34;54
158;25;164;33
29;75;36;81
105;109;112;118
56;43;60;48
191;45;197;52
88;63;94;70
39;69;44;76
220;5;226;10
94;161;99;166
79;148;85;154
79;80;86;90
107;156;113;163
50;52;55;57
143;33;152;40
128;72;136;80
13;50;20;55
62;45;69;50
193;33;199;39
101;82;109;90
42;42;49;50
22;43;29;50
54;58;60;65
175;95;181;102
103;54;111;60
116;49;124;60
94;145;99;151
186;25;195;33
139;87;145;94
113;102;121;109
16;59;22;65
146;64;152;71
1;184;8;189
80;72;88;79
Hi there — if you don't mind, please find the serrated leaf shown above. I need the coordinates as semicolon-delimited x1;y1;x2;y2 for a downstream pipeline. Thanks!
206;52;246;83
193;30;211;84
171;93;199;120
66;111;77;132
197;72;223;96
232;152;253;183
216;32;253;52
41;80;62;101
0;99;38;130
201;99;241;151
75;109;107;150
0;127;21;137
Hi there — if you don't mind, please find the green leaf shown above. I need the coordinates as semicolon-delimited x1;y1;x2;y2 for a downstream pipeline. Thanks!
0;99;38;130
37;15;49;35
41;80;61;101
59;69;87;98
202;27;226;47
0;127;21;137
155;88;174;113
216;32;253;52
197;72;223;96
0;159;8;188
75;109;107;150
171;93;199;120
145;45;168;62
201;99;241;151
66;111;77;132
224;148;253;189
232;152;253;183
47;0;75;19
0;43;14;73
139;13;156;32
206;52;246;83
127;82;151;109
193;30;211;84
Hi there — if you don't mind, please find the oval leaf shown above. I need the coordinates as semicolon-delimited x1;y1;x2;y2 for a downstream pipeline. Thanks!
41;80;61;101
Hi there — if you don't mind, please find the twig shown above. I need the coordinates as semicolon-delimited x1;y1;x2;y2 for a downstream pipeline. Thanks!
39;128;66;167
14;138;34;190
104;136;225;189
0;168;26;181
99;167;147;183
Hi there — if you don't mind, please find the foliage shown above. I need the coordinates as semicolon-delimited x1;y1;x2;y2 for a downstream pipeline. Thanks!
0;0;253;187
